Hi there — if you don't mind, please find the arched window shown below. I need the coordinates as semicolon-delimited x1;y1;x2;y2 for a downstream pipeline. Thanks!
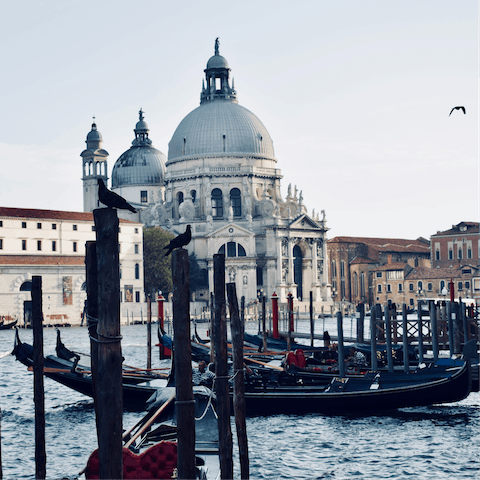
135;263;140;280
353;272;358;297
230;188;241;217
418;281;423;291
217;242;246;257
212;188;223;218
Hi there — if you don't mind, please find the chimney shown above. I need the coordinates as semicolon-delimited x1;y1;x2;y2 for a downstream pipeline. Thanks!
387;254;392;264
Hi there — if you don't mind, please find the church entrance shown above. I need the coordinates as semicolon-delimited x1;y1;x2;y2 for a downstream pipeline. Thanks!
293;245;303;300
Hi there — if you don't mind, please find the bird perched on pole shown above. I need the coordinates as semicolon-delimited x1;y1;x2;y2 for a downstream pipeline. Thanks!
449;106;466;116
98;179;137;213
164;225;192;256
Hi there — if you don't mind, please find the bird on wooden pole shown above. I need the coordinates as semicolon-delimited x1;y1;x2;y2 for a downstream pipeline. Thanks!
164;225;192;256
449;106;466;116
98;179;137;212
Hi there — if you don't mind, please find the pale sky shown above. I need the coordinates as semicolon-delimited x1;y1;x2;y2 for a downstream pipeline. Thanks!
0;1;477;240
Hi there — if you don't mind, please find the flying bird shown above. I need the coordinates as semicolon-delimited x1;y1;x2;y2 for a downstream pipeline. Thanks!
164;225;192;256
449;106;466;116
98;179;137;213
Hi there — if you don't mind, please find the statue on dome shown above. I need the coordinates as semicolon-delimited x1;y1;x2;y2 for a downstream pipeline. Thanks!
215;38;220;55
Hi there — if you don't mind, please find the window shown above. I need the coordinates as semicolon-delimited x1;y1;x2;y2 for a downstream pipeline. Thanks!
0;239;2;249
440;280;445;290
256;267;263;286
22;240;26;250
73;242;77;252
458;282;463;291
409;283;414;291
377;284;382;293
465;281;470;290
230;188;241;216
135;228;139;234
92;226;96;232
52;223;57;230
37;240;41;251
462;269;471;274
458;248;463;259
22;222;27;229
427;283;433;291
331;260;337;277
73;225;77;231
135;244;139;254
135;291;140;303
191;190;197;203
467;248;472;258
398;284;403;292
376;272;382;278
140;191;148;203
418;281;423;291
212;188;223;218
52;241;56;252
218;242;246;257
435;250;440;260
448;249;453;260
414;258;419;267
37;223;42;229
135;263;140;279
409;298;414;306
0;221;2;227
387;284;391;293
340;261;345;278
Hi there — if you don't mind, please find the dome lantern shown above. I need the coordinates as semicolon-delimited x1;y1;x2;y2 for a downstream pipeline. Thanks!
201;38;237;105
86;119;103;151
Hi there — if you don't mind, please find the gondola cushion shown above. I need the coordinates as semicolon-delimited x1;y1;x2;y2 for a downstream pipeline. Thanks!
85;441;177;479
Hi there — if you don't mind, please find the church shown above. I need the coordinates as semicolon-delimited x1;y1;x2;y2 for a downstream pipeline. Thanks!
83;40;332;309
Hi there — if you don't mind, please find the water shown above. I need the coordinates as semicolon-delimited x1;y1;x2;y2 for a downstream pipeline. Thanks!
1;324;479;479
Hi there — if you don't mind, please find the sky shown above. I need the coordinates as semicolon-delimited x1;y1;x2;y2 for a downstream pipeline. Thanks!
0;0;477;240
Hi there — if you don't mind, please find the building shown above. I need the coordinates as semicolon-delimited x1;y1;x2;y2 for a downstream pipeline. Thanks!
0;207;145;325
92;40;332;308
328;236;430;307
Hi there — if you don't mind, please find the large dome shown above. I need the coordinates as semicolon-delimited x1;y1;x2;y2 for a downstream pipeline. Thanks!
112;110;166;187
167;101;275;164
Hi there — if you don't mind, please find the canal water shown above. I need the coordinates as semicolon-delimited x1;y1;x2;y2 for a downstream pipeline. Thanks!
1;323;479;479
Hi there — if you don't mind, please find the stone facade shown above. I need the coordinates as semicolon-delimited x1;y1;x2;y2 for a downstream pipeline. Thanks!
0;207;145;325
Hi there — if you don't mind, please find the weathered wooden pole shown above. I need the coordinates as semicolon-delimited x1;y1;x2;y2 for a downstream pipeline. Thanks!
286;293;292;352
336;311;345;378
32;276;46;480
262;295;267;353
271;292;279;339
157;293;165;359
287;292;294;333
356;302;365;343
384;304;394;372
453;302;462;354
210;292;215;364
446;301;454;356
370;307;378;372
227;283;249;480
309;291;314;347
460;299;468;344
429;301;439;362
213;254;233;480
85;241;100;434
94;208;123;480
402;304;409;373
240;295;245;331
147;296;152;370
172;249;196;480
417;300;424;363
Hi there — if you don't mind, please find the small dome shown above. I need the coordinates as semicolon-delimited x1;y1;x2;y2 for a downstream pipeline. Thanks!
206;54;229;70
86;122;103;150
112;147;166;188
135;109;149;132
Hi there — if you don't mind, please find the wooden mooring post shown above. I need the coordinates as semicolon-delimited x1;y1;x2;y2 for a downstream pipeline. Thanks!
94;208;123;480
227;283;249;479
447;301;455;357
32;276;46;480
417;301;424;363
262;294;267;353
356;302;365;343
429;301;439;362
309;291;314;347
147;296;152;370
210;292;215;364
370;307;378;372
336;312;345;378
172;249;196;480
213;254;233;480
402;304;409;373
384;304;394;373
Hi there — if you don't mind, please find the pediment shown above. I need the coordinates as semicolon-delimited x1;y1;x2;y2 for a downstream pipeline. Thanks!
206;223;254;239
289;214;321;230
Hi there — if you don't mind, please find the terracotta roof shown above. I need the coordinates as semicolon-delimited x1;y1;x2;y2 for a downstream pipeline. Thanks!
328;236;430;253
432;221;479;237
375;262;409;271
0;207;140;224
405;265;478;280
349;256;376;265
0;255;85;266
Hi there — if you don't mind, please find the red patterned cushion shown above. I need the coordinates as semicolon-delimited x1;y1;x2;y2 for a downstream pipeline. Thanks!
85;441;177;479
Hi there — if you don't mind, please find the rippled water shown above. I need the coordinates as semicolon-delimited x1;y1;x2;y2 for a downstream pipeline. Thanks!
1;324;479;479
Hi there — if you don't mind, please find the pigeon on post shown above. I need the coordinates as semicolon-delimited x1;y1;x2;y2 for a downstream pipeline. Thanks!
98;179;137;213
164;225;192;256
449;106;466;116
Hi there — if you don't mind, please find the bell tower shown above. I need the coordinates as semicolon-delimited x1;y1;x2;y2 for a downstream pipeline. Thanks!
81;120;109;212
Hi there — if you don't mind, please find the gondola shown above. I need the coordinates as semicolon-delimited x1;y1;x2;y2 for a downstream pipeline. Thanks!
12;330;162;410
240;344;474;415
0;319;18;330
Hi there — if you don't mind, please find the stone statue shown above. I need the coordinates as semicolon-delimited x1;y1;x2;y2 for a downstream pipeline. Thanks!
299;190;303;204
228;205;234;221
229;268;236;282
215;38;220;55
294;185;298;199
287;184;292;198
